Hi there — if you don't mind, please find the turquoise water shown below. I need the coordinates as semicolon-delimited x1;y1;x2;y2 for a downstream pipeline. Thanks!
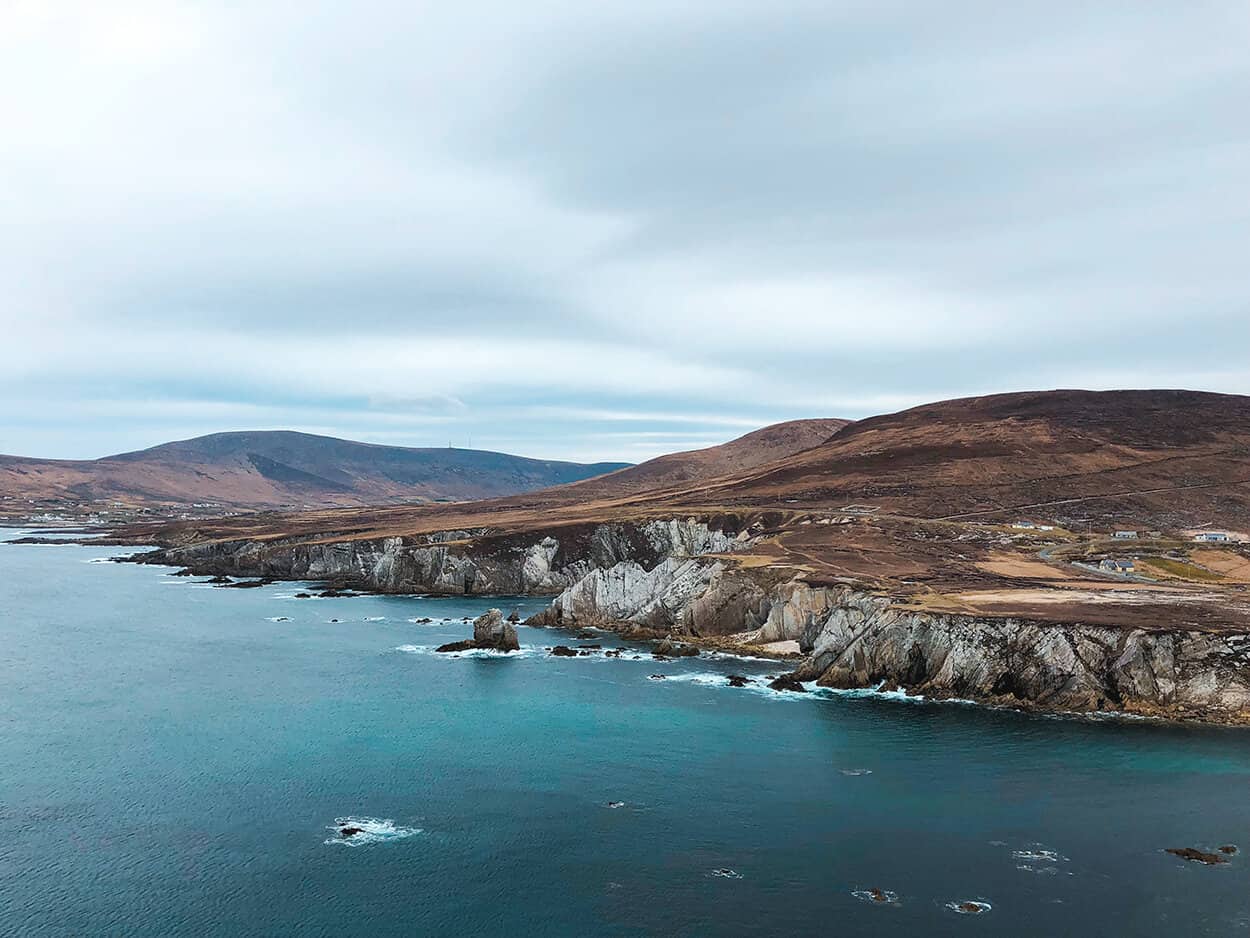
1;532;1248;936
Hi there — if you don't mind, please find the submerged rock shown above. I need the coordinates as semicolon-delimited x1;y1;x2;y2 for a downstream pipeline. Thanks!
647;673;667;680
1219;844;1239;855
768;673;808;693
294;592;312;599
1166;847;1228;865
726;674;753;687
339;826;363;838
951;901;990;915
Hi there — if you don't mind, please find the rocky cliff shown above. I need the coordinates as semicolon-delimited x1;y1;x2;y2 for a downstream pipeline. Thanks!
533;559;1250;724
136;518;753;596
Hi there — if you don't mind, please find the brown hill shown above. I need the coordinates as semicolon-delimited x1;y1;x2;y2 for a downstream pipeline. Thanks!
700;389;1250;527
554;418;851;499
0;431;629;511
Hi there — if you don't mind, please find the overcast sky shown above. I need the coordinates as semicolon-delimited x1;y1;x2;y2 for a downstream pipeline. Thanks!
3;1;1248;462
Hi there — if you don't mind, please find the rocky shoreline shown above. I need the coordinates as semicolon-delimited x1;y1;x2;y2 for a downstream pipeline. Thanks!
109;516;1250;725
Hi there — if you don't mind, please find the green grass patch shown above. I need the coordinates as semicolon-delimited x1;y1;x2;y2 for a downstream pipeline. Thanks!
1136;557;1224;582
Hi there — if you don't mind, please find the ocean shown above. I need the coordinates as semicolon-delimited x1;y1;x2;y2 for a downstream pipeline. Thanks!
1;531;1247;936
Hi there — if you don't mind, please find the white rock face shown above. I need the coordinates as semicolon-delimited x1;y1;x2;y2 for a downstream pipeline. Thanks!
547;557;724;629
537;563;1250;722
152;518;751;598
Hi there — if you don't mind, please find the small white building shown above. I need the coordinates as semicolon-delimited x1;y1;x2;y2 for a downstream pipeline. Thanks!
1194;532;1231;543
1100;558;1136;574
1011;521;1036;530
1114;531;1139;540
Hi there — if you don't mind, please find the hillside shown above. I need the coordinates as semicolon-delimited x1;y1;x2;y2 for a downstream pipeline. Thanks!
702;389;1250;526
0;431;629;512
560;418;851;499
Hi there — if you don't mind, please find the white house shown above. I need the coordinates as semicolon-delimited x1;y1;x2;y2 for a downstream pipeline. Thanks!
1114;531;1138;540
1099;558;1136;574
1194;532;1231;543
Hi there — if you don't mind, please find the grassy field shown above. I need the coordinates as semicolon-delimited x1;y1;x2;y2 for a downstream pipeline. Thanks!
1136;556;1225;582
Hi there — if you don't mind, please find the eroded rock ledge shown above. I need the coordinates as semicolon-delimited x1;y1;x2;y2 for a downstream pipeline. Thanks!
133;518;753;595
531;560;1250;724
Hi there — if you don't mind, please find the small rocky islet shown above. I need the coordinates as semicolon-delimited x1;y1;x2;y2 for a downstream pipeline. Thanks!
434;608;519;654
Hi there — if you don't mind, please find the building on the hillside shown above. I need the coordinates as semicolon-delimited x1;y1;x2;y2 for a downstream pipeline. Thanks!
1011;521;1036;530
1114;531;1139;539
1194;532;1231;543
1099;558;1136;574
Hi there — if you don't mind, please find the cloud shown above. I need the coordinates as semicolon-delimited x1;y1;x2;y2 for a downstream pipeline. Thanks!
2;0;1248;460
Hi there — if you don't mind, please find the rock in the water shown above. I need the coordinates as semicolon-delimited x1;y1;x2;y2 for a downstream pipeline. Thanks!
726;674;753;687
295;592;312;599
507;608;521;623
172;568;194;577
339;826;363;838
473;608;519;652
1167;847;1228;865
206;575;231;584
550;645;578;657
647;673;667;680
768;673;808;693
435;639;478;653
1218;844;1239;855
655;638;699;658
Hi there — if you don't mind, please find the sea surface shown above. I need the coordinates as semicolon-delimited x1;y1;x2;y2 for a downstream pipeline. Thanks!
1;530;1248;936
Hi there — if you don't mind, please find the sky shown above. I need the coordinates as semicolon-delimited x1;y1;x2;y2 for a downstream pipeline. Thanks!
3;1;1249;463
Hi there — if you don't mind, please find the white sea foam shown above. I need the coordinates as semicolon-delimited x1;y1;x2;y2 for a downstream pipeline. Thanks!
1012;848;1066;863
710;868;743;879
363;616;386;622
265;616;291;622
840;768;873;777
394;644;535;659
852;889;899;905
946;899;992;915
324;816;422;847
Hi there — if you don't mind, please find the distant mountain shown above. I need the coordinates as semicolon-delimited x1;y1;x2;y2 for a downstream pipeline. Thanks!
0;431;630;511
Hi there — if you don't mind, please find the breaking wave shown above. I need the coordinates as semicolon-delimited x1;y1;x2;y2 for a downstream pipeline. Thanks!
324;816;422;847
945;899;992;915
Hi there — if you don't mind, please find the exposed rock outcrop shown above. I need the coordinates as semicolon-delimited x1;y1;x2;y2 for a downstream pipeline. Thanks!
533;560;1250;723
473;608;519;651
436;608;518;653
137;519;750;597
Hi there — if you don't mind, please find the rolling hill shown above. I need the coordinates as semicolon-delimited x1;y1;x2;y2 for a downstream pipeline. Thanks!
0;431;631;511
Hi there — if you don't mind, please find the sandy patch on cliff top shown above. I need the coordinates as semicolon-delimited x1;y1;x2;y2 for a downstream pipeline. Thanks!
977;554;1075;580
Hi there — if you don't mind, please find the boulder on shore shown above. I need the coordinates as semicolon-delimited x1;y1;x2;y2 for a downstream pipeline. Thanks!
655;638;699;658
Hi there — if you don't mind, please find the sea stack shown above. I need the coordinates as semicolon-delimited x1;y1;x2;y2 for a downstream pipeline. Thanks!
435;608;520;653
473;608;520;652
